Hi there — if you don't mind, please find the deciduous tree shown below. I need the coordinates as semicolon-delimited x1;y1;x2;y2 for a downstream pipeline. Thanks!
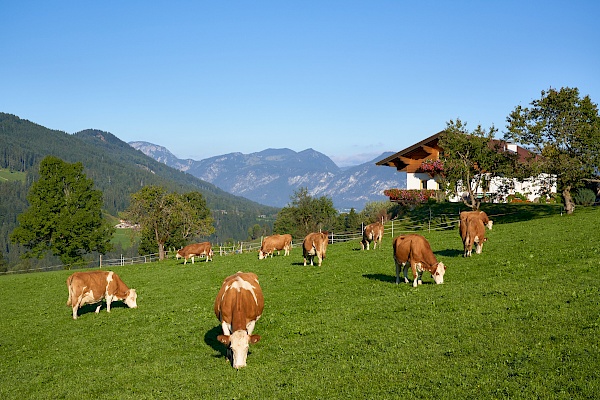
273;188;337;238
124;186;214;260
10;156;114;265
439;119;516;209
505;87;600;214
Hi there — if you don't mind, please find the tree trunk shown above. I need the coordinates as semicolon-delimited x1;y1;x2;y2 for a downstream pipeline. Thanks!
563;187;575;214
158;242;166;260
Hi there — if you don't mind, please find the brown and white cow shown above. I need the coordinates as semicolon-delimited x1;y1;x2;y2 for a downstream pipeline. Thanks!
258;234;292;259
214;271;264;369
461;215;487;257
176;242;213;264
459;210;493;230
361;222;384;250
393;234;446;287
302;232;328;266
66;271;137;320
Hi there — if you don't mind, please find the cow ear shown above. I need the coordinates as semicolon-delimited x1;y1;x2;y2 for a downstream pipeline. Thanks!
217;335;230;345
249;335;261;344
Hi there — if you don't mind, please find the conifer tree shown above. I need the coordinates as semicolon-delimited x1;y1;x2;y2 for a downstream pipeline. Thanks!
11;156;114;265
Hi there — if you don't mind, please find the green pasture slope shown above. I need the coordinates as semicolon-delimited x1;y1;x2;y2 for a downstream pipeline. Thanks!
0;168;26;182
1;207;598;399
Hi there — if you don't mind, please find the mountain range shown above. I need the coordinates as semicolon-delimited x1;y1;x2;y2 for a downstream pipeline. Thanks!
129;142;407;210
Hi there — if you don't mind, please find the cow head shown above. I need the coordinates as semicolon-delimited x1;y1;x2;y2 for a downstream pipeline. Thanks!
431;262;446;284
218;330;261;369
175;251;183;260
486;220;493;230
124;289;138;308
258;250;266;260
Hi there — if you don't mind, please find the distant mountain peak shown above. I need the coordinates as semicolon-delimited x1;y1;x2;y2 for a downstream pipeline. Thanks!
131;142;406;210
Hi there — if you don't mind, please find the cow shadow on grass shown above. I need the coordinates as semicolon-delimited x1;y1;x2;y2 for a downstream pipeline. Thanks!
73;301;128;318
434;249;463;258
204;325;228;359
363;274;396;284
363;274;438;285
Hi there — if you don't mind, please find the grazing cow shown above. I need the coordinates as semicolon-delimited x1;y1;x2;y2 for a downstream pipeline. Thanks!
459;210;493;230
176;242;213;264
214;272;264;369
393;234;446;287
361;222;384;250
303;232;329;266
258;234;292;259
66;271;137;320
461;215;487;257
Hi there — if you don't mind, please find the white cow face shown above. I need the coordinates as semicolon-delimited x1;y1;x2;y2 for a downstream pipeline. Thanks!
124;289;138;308
486;221;494;230
432;263;446;284
258;250;266;260
218;330;261;368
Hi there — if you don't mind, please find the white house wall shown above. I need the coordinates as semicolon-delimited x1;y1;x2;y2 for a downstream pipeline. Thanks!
406;172;556;202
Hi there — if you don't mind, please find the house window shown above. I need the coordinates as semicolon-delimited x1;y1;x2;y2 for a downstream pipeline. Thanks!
438;182;443;190
420;180;428;190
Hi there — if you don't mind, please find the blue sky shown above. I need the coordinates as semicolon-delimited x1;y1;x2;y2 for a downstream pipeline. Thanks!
2;1;599;167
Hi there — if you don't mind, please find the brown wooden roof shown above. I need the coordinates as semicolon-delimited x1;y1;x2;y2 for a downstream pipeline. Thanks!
376;131;535;173
375;131;444;173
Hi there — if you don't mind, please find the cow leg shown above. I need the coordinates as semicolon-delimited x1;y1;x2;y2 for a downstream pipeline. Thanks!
412;263;419;287
465;236;472;257
416;263;423;285
184;257;187;265
246;320;256;335
191;256;195;264
395;261;401;284
106;296;113;313
95;304;102;313
72;306;79;320
303;257;307;266
403;263;410;284
221;321;231;336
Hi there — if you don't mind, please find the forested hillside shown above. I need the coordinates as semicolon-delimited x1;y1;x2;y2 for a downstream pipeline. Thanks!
0;113;278;269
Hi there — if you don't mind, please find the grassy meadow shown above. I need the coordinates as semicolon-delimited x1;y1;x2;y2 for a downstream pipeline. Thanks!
0;206;599;399
0;168;26;182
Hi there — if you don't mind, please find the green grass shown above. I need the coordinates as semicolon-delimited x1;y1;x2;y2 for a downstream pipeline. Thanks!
1;206;599;399
0;168;26;182
111;227;138;250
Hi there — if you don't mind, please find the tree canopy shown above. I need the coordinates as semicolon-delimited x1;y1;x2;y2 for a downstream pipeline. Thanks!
273;188;337;239
439;119;516;209
505;87;600;214
10;156;114;265
124;186;214;260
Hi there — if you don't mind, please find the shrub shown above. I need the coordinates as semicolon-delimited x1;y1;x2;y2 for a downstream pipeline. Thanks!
573;188;597;206
383;189;437;208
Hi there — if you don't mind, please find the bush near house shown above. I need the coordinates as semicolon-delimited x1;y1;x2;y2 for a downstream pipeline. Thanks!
573;188;597;206
383;189;437;207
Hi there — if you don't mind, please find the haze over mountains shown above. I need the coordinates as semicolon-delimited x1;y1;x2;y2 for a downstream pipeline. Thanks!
130;142;407;210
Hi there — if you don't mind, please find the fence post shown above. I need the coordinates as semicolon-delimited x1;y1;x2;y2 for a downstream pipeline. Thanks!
391;220;394;238
429;207;431;232
99;255;102;268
